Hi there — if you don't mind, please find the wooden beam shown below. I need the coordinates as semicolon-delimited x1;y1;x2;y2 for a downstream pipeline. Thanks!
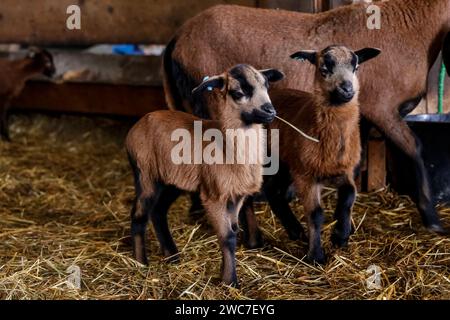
1;50;163;86
12;82;165;117
258;0;302;11
0;0;256;45
313;0;330;12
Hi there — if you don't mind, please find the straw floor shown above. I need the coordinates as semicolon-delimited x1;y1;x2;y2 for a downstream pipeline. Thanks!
0;113;449;300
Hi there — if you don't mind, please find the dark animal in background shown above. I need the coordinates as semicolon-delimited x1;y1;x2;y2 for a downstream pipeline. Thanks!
126;64;284;285
163;0;450;234
260;46;380;263
444;32;450;77
0;47;55;141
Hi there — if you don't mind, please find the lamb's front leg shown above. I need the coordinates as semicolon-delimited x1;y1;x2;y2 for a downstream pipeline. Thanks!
331;176;356;248
202;194;244;286
296;179;325;264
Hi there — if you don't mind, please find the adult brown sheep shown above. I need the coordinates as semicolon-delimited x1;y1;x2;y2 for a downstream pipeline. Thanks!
163;0;450;234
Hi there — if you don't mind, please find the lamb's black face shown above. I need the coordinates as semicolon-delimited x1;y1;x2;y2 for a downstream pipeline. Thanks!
318;46;359;105
192;64;284;124
227;64;283;125
41;50;56;78
291;45;381;106
28;47;56;78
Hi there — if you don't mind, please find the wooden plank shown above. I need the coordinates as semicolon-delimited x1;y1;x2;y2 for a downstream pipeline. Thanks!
313;0;330;12
367;129;386;191
0;0;256;45
258;0;312;12
1;50;163;86
11;82;165;117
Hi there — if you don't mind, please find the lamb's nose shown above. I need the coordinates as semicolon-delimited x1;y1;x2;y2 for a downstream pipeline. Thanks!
340;81;353;94
261;103;275;114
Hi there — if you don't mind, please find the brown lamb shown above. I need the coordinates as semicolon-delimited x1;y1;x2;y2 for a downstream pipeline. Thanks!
263;45;380;263
0;47;55;141
125;64;284;285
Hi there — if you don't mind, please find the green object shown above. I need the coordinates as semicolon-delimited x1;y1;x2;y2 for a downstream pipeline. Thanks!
438;62;446;114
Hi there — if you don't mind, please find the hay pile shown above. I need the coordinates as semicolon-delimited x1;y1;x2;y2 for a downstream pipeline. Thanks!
0;113;449;300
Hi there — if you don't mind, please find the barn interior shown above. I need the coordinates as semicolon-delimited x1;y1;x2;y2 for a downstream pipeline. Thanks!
0;0;449;300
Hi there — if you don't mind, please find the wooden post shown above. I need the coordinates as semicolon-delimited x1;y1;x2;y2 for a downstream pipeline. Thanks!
312;0;330;12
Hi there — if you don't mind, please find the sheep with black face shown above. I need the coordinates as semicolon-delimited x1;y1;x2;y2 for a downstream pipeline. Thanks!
126;64;283;285
258;46;381;263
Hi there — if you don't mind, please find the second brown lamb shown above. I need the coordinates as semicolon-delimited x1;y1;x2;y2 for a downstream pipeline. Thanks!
262;45;381;263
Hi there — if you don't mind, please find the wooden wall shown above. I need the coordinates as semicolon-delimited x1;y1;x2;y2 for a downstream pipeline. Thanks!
1;0;448;116
0;0;325;46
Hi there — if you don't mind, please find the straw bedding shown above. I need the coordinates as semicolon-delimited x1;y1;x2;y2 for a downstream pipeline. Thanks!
0;113;449;300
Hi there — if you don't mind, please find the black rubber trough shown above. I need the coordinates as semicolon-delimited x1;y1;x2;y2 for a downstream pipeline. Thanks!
388;113;450;204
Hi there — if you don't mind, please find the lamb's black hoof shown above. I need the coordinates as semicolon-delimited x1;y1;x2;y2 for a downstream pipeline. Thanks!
331;230;350;248
223;276;240;288
287;228;308;243
242;231;264;249
426;223;448;235
163;251;180;264
0;134;11;142
306;249;327;265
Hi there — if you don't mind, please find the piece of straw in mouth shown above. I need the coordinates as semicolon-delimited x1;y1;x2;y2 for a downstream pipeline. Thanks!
275;115;320;143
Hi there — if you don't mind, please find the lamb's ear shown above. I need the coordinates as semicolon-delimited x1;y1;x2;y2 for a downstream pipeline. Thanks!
443;33;450;76
290;50;317;65
192;75;226;95
355;48;381;64
260;69;285;83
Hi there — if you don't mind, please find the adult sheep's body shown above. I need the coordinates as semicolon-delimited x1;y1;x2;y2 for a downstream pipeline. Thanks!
163;0;450;233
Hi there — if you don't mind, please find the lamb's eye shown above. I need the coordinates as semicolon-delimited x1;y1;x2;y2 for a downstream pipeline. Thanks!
319;66;330;77
230;90;245;101
354;65;360;72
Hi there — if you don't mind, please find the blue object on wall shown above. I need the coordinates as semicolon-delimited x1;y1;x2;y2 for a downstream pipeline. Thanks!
112;44;144;55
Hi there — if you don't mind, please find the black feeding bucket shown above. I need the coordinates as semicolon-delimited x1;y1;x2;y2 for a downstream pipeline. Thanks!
388;114;450;204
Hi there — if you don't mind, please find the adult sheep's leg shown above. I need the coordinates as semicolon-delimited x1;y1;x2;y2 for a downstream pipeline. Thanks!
238;196;263;249
369;113;446;233
150;185;182;262
331;177;357;248
202;194;243;286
